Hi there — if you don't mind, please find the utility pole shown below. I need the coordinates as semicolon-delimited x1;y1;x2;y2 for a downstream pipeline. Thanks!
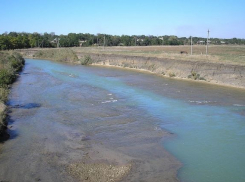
57;38;60;48
191;36;193;55
206;29;210;56
103;35;105;49
162;37;164;46
135;37;137;46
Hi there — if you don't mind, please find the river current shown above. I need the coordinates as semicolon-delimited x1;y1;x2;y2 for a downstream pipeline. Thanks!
0;59;245;182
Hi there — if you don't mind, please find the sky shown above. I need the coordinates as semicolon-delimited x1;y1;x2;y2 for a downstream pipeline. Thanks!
1;0;245;39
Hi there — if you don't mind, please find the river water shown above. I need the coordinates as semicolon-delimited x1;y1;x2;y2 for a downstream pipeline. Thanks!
0;59;245;182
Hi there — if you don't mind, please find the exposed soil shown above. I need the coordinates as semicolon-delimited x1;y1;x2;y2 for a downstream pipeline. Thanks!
17;48;245;89
80;53;245;89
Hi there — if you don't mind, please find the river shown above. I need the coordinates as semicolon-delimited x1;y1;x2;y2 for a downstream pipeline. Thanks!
0;59;245;182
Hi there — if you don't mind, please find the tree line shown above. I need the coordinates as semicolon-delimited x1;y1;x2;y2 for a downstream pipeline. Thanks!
0;32;245;50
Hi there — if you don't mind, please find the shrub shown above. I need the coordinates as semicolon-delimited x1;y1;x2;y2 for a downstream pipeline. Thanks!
188;71;206;81
80;55;93;65
0;88;9;103
0;68;16;86
0;51;25;137
169;72;176;77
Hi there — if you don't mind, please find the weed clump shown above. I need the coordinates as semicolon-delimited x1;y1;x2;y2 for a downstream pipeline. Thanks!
80;55;93;65
188;71;206;81
169;72;176;77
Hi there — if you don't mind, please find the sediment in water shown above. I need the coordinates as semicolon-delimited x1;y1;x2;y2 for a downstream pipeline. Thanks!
18;48;245;89
84;53;245;89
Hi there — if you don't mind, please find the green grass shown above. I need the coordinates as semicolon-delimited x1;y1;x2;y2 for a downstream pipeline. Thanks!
0;51;25;136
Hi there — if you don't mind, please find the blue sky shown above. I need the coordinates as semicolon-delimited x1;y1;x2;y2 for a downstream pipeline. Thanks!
1;0;245;38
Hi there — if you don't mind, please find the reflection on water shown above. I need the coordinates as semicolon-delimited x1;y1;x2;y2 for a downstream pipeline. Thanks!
0;59;244;182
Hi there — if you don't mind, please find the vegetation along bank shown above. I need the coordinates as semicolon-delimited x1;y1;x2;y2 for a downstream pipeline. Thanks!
18;47;245;89
0;51;25;138
87;53;245;89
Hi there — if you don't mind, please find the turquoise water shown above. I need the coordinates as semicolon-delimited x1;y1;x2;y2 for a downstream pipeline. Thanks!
162;103;245;182
25;59;245;181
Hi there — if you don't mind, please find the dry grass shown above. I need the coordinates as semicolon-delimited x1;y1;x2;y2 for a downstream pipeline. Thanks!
33;48;79;63
72;45;245;66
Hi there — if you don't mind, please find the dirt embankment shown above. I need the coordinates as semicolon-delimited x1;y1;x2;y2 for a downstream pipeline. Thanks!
19;49;245;89
77;53;245;89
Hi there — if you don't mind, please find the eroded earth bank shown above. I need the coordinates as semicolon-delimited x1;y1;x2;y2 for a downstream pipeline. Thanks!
19;48;245;89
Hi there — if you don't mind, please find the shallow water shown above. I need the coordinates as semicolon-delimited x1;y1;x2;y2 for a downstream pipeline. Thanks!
0;59;245;182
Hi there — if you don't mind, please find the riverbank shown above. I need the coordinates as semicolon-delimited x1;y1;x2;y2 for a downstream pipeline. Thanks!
0;51;25;139
83;53;245;89
17;46;245;89
2;57;244;181
0;59;181;182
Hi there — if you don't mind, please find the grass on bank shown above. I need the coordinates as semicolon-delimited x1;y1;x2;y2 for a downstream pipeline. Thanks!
80;55;93;65
33;48;94;65
72;45;245;66
0;51;25;137
33;48;79;63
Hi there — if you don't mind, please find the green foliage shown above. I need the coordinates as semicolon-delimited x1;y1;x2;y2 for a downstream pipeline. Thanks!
0;69;16;86
0;51;25;136
0;51;25;90
188;71;206;81
1;32;245;50
0;88;9;103
80;55;93;65
191;72;200;80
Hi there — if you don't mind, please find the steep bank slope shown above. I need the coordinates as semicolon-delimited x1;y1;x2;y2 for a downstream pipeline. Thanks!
79;53;245;89
18;48;245;89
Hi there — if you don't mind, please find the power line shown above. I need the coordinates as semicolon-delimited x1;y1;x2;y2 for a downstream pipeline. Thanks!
103;34;105;49
206;29;210;56
191;36;193;55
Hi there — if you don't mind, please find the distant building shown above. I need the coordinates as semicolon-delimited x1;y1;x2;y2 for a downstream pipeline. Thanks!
79;40;87;46
50;38;58;44
197;40;205;45
197;40;211;44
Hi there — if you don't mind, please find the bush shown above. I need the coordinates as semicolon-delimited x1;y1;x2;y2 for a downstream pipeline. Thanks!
80;55;93;65
0;51;25;137
188;71;206;81
0;68;16;86
169;72;176;77
0;88;9;103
